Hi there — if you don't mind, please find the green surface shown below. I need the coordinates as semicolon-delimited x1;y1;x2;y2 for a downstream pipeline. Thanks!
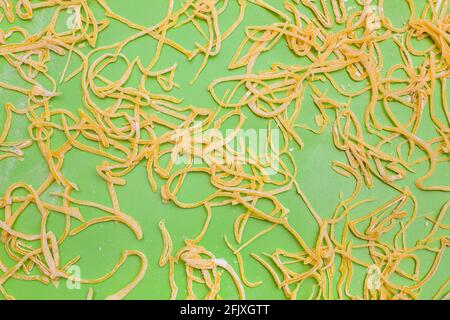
0;0;449;299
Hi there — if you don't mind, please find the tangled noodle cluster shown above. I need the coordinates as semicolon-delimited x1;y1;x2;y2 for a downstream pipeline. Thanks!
0;0;448;300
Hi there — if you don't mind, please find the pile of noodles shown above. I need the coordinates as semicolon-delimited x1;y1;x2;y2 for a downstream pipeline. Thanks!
0;0;448;300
